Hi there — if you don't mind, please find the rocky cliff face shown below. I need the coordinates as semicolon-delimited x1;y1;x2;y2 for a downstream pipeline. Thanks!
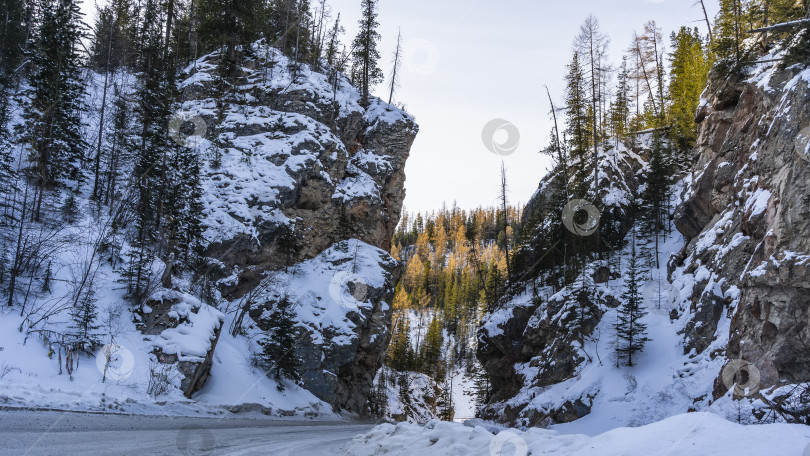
477;136;650;426
179;42;417;298
674;60;810;397
247;240;400;414
157;42;417;414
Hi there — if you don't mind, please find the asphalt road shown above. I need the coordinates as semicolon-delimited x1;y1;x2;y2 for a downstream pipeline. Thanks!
0;409;375;455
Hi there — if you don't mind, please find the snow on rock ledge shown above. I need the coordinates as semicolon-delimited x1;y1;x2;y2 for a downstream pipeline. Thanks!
136;291;224;398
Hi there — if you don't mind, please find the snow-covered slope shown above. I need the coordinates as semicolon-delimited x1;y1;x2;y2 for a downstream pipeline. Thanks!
0;40;417;418
348;412;810;455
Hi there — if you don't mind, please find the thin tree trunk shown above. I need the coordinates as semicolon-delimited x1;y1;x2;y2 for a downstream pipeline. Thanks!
699;0;713;45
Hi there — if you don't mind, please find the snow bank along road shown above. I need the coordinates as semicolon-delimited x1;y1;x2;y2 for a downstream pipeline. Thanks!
0;409;374;455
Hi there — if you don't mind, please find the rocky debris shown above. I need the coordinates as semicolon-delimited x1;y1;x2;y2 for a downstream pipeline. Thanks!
136;292;225;398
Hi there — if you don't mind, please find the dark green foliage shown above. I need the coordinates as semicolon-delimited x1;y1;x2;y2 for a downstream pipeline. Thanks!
352;0;383;104
419;314;444;378
609;58;631;144
127;0;203;297
21;0;88;220
564;52;591;196
276;224;301;269
198;0;266;74
256;295;303;390
640;131;671;269
0;0;26;79
102;86;134;207
368;367;389;418
616;231;650;367
387;314;414;372
70;293;101;352
89;0;135;71
669;27;709;151
268;0;314;62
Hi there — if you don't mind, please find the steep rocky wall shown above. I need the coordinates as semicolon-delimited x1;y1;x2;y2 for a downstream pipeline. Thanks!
179;43;418;299
172;43;417;415
673;61;810;396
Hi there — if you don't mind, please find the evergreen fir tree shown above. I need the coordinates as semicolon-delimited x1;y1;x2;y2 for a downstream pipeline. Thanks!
420;313;444;379
169;143;204;265
70;293;101;352
609;57;631;144
564;52;591;196
257;295;303;390
103;86;133;207
0;0;26;79
713;0;747;66
352;0;383;105
388;314;413;371
22;0;88;220
669;27;710;151
616;230;650;367
198;0;266;74
0;0;26;164
640;130;671;269
89;0;135;71
276;224;300;270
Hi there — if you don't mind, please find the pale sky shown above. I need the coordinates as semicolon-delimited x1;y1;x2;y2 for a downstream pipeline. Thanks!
81;0;720;213
327;0;719;213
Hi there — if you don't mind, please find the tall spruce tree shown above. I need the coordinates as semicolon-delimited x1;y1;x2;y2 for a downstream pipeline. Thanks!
609;57;631;145
198;0;265;73
616;230;650;367
420;313;444;379
257;295;303;390
0;0;22;194
640;130;671;269
70;292;101;352
22;0;87;220
564;52;590;197
352;0;383;105
669;27;709;151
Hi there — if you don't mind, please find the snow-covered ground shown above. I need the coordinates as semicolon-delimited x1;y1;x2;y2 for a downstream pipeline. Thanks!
350;412;810;455
0;302;333;418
